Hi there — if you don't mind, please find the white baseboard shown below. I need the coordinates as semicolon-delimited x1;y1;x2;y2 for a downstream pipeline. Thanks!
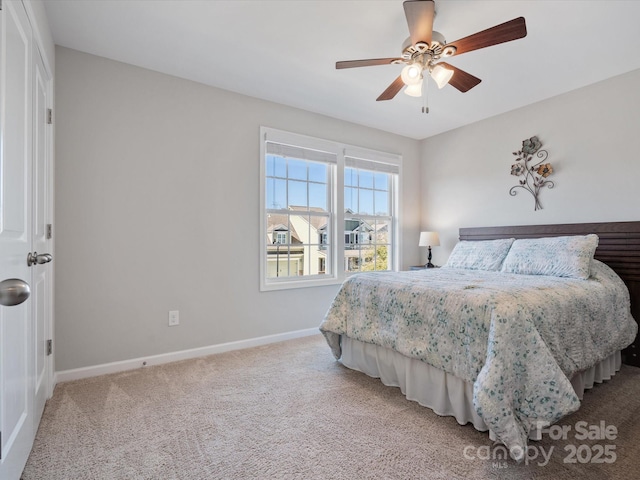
55;327;320;384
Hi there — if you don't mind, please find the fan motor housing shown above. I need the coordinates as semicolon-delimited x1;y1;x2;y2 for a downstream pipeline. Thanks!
401;31;454;63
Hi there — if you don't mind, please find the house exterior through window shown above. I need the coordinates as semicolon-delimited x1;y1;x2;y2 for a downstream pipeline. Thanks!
260;127;401;291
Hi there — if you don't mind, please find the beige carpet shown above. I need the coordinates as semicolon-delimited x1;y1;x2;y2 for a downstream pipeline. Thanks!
23;334;640;479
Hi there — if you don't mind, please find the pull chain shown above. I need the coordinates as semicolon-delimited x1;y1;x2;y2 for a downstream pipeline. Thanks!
422;75;429;114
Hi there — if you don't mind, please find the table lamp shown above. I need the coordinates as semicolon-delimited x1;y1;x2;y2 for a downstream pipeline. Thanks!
419;231;440;268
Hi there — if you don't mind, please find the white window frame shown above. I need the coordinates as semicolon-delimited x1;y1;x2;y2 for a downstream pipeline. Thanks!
260;127;401;291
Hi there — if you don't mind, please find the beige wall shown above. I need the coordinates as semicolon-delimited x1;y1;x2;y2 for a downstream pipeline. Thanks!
54;47;422;371
56;46;640;371
420;68;640;267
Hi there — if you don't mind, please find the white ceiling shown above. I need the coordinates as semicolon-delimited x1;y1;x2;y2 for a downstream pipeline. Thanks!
44;0;640;140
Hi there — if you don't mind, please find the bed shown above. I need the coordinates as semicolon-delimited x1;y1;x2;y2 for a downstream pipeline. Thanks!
319;221;640;460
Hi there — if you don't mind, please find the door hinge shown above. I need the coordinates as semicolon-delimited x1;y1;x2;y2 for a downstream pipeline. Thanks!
47;339;53;356
46;223;53;239
47;108;53;125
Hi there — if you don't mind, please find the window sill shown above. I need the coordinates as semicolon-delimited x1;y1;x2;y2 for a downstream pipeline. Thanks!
260;275;342;292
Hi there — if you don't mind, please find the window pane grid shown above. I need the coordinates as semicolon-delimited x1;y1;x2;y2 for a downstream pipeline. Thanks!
344;167;390;216
266;155;329;212
266;208;331;279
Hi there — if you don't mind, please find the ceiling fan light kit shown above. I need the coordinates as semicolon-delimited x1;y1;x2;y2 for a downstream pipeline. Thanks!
336;0;527;111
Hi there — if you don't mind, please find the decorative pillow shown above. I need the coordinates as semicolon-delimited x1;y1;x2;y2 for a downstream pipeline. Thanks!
442;238;515;271
500;234;599;279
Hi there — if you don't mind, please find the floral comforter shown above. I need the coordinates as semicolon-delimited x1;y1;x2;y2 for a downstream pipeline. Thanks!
319;260;637;457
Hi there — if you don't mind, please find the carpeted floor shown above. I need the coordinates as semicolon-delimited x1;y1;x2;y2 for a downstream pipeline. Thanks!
23;334;640;479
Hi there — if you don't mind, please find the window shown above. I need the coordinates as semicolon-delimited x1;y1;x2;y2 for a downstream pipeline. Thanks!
263;136;334;283
260;127;400;291
275;231;288;245
344;158;394;273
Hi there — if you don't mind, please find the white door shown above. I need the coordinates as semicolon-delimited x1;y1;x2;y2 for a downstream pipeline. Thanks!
0;0;33;477
0;1;52;478
31;40;53;432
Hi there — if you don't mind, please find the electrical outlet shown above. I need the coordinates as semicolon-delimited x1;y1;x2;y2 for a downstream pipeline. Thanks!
168;310;180;326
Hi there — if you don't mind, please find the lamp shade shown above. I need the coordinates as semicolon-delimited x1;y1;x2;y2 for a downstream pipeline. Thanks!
430;64;454;89
401;63;423;86
419;231;440;247
404;82;422;97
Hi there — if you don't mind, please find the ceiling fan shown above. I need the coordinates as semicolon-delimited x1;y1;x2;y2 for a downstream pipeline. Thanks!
336;0;527;108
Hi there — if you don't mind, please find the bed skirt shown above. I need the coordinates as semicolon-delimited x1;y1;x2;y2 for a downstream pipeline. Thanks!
340;335;621;437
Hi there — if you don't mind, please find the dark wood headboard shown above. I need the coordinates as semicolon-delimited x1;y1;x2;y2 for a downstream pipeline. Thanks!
459;221;640;367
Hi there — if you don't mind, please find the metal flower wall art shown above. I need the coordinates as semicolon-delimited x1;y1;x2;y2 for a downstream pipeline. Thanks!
509;136;554;211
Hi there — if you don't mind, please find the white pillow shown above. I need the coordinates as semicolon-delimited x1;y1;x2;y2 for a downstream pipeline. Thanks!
442;238;515;271
500;234;599;280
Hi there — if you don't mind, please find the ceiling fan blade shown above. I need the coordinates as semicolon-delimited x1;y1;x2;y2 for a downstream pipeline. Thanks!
445;17;527;57
403;0;434;46
377;76;405;101
336;58;402;69
438;62;481;92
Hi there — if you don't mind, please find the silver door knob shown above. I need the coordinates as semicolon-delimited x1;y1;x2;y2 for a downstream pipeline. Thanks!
0;278;31;306
27;252;53;267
